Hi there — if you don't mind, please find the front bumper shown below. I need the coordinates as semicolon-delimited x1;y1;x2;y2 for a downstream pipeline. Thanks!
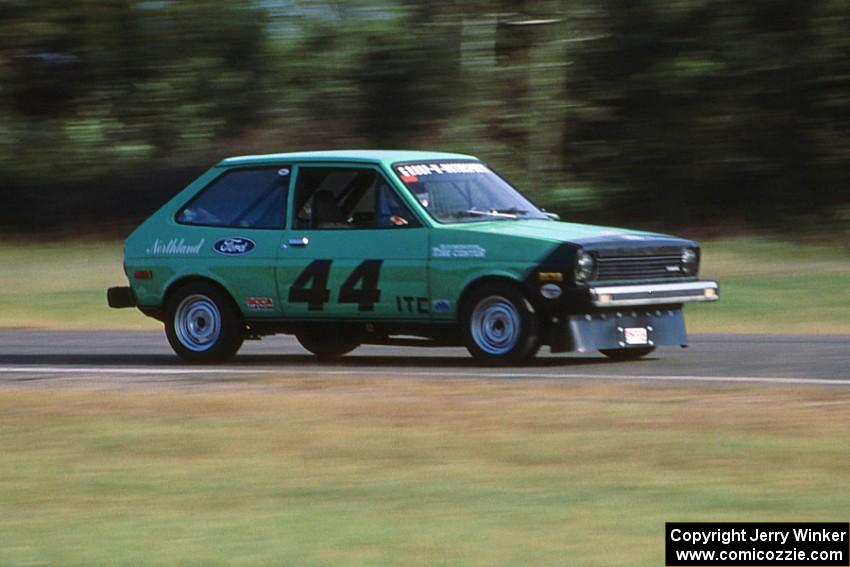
588;280;719;308
551;308;688;353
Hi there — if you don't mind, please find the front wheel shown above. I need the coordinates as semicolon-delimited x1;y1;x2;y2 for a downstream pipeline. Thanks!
599;347;655;361
165;283;244;363
461;283;540;364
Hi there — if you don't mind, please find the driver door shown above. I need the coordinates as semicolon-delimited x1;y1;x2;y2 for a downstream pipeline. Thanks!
275;164;431;321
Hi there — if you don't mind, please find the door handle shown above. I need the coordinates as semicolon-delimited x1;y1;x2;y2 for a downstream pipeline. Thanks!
287;236;310;247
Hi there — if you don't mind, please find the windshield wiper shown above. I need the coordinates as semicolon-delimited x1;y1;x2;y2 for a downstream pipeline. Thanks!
492;207;528;216
458;209;519;220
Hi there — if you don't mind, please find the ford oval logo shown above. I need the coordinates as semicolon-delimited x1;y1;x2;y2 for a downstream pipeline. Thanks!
213;237;256;256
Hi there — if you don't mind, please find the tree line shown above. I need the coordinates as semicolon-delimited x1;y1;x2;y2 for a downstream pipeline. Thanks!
1;0;848;234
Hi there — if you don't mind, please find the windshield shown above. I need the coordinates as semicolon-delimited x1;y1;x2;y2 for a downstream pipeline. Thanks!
392;161;549;223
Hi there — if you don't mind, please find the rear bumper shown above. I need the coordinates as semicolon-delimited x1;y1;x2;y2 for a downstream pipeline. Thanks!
107;287;136;309
588;280;718;308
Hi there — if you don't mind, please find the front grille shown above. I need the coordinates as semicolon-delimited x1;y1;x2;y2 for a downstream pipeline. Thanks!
594;250;688;282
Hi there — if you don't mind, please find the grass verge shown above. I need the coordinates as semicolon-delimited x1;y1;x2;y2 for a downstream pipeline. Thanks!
0;237;848;333
0;241;157;330
691;238;850;333
0;378;848;566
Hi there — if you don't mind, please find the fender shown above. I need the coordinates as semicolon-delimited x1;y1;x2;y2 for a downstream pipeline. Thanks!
521;242;591;315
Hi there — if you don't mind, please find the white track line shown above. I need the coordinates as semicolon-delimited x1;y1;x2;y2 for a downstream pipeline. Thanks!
318;369;850;386
0;366;273;375
0;366;848;386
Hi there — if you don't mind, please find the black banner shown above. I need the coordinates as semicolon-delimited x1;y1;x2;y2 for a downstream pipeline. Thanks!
666;523;849;566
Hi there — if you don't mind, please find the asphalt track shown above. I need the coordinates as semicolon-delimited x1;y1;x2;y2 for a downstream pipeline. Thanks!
0;329;848;388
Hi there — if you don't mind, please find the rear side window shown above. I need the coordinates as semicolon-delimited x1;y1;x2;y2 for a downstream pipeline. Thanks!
177;167;291;229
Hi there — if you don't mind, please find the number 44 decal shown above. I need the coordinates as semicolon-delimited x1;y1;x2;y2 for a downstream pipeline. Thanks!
288;260;382;312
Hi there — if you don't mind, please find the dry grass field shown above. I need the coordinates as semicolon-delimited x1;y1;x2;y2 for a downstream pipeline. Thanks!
1;377;849;566
2;236;848;565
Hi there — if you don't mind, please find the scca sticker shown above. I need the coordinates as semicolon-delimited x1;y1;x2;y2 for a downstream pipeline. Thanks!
213;237;256;256
246;297;274;311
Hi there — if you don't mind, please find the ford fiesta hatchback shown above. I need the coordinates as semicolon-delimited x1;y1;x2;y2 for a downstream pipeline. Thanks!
108;150;719;363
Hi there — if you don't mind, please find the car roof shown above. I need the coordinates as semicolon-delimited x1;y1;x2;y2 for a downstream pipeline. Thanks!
218;149;478;168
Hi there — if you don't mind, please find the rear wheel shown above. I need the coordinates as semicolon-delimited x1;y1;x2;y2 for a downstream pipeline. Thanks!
461;282;540;364
296;329;359;359
599;347;655;361
165;282;244;363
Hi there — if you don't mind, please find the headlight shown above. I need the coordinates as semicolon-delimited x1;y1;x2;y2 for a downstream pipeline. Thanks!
575;250;596;282
681;248;699;276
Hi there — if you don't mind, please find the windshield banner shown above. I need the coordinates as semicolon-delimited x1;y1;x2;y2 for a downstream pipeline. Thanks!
395;163;489;178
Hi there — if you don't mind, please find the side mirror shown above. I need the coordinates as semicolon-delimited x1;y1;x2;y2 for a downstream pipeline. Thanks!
543;211;560;221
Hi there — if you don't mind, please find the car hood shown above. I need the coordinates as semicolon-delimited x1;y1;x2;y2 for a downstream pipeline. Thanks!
446;220;698;249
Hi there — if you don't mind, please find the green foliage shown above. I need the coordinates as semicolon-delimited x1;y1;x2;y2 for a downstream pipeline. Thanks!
564;0;850;227
0;1;268;176
1;0;849;231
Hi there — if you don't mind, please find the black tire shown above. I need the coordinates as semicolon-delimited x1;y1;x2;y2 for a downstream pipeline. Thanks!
599;347;655;361
461;282;540;364
164;282;244;363
296;329;359;359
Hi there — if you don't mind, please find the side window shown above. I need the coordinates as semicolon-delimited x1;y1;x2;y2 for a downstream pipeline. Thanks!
177;167;291;229
293;167;420;230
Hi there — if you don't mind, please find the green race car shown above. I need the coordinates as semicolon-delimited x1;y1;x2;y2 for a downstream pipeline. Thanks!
108;150;719;363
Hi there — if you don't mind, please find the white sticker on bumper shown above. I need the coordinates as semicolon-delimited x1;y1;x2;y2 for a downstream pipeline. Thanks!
624;327;648;345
